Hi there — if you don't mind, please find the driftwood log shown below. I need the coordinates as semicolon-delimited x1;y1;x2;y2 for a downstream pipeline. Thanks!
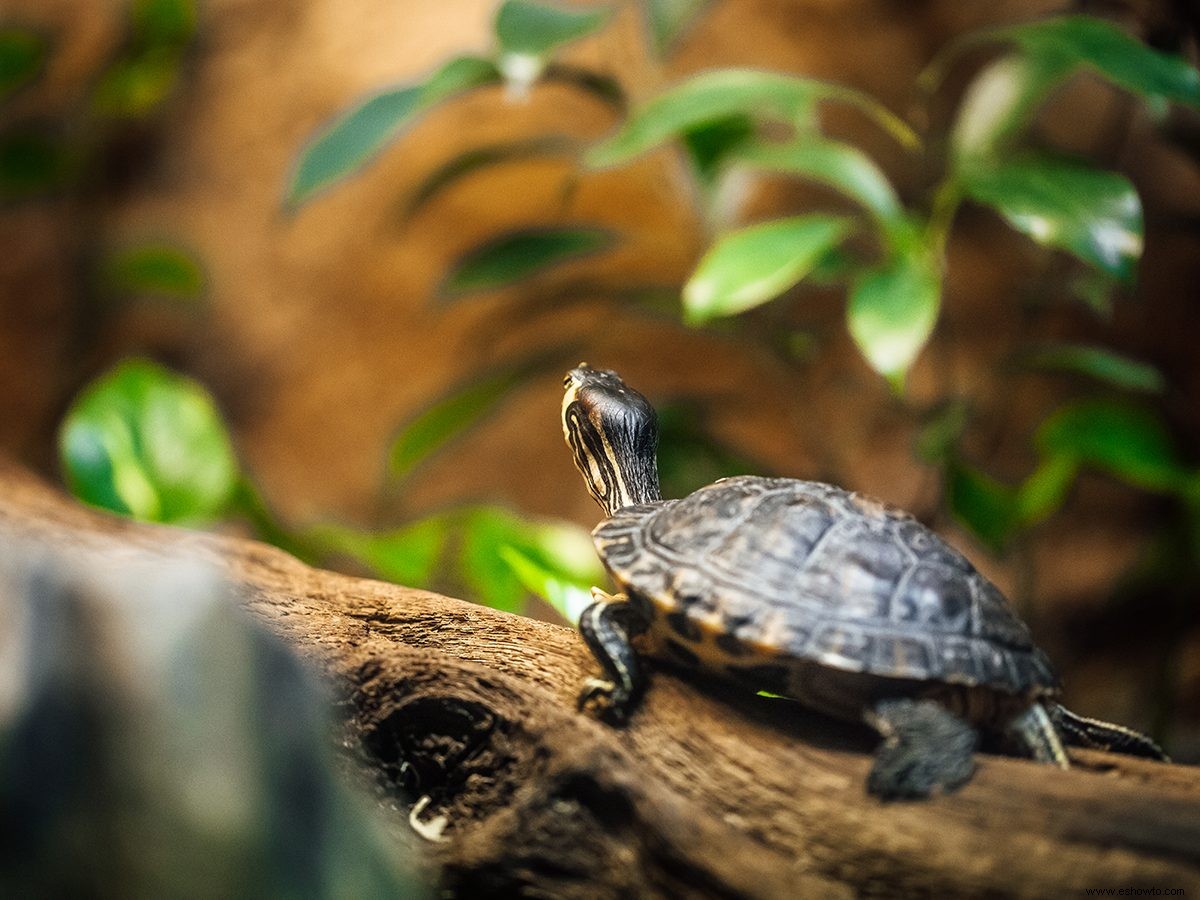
2;460;1199;899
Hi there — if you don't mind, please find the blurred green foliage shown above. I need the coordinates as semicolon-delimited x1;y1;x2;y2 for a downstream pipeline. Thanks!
287;56;501;205
924;396;1199;553
730;139;903;228
313;506;604;619
93;0;197;118
643;0;710;54
59;357;605;624
655;400;757;501
682;215;851;324
847;248;942;391
285;4;1200;572
44;8;609;627
494;0;608;59
0;128;68;197
404;135;578;219
0;27;47;101
60;359;238;524
441;226;613;296
1;5;204;306
50;4;1200;657
1018;344;1166;395
387;365;529;484
101;242;205;302
958;155;1141;282
585;68;918;167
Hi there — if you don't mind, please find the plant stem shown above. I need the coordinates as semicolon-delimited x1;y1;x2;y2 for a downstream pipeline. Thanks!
925;178;962;265
229;478;320;563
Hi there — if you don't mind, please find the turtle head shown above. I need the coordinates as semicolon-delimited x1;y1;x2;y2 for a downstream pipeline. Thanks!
562;364;662;517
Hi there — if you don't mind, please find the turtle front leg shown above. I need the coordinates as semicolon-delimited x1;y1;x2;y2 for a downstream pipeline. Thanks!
577;589;649;725
1007;702;1070;768
864;698;979;800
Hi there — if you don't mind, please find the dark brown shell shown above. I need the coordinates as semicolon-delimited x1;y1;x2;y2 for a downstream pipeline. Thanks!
593;476;1058;696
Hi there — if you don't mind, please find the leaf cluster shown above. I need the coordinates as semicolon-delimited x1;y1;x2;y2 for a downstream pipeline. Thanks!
59;357;606;624
57;7;1200;627
281;4;1200;575
1;0;199;201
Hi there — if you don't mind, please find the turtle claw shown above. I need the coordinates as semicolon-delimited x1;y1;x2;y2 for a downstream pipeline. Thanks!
578;677;632;725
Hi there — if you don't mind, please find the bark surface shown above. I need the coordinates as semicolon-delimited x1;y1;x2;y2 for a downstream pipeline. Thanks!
3;460;1198;899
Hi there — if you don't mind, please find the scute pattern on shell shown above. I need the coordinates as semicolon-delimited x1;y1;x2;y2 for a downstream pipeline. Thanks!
594;476;1058;696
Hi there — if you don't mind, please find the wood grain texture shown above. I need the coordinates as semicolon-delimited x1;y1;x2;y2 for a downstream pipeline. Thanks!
2;459;1198;899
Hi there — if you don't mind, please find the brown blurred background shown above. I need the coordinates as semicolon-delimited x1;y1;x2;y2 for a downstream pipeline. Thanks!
2;0;1198;758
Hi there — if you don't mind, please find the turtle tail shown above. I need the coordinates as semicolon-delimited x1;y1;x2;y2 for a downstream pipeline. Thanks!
1047;703;1170;762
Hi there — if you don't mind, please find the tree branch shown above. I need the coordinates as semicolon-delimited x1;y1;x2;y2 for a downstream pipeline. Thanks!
2;459;1198;899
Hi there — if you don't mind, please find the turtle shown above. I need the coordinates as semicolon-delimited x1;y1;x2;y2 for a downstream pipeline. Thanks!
560;363;1167;799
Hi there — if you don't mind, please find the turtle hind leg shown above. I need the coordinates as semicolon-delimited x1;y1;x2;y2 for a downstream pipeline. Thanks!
864;698;978;800
1047;702;1170;762
577;590;648;726
1007;703;1070;768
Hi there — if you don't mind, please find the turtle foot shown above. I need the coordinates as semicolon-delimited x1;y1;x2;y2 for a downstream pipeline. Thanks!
578;677;632;726
866;698;978;800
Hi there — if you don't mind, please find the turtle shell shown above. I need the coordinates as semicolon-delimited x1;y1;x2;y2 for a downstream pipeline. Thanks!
594;476;1058;697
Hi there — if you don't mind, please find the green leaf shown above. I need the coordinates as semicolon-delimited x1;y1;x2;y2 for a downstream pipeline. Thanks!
307;518;448;587
441;226;614;296
846;252;941;386
403;136;577;220
287;56;500;206
936;17;1200;166
586;69;917;169
499;545;595;624
457;507;604;617
644;0;711;54
1015;454;1078;527
130;0;197;48
59;358;239;524
494;1;608;58
102;243;205;300
945;459;1019;551
387;367;529;484
508;516;604;621
500;517;601;614
1036;399;1187;493
92;50;184;118
989;16;1200;109
779;329;820;361
949;55;1070;164
0;128;67;199
679;114;755;187
947;452;1081;549
731;138;903;226
1020;343;1165;393
0;27;48;101
683;215;851;323
806;246;858;287
931;16;1200;126
961;154;1142;281
457;508;531;614
540;63;625;108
